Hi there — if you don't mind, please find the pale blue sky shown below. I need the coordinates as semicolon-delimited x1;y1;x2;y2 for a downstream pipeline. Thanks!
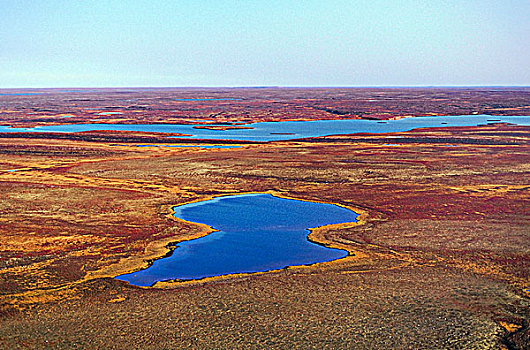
1;0;529;87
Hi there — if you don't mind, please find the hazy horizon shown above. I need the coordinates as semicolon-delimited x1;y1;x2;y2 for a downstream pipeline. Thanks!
2;1;529;88
1;85;529;90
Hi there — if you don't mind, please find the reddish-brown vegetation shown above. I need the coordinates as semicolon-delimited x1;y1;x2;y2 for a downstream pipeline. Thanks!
1;87;529;128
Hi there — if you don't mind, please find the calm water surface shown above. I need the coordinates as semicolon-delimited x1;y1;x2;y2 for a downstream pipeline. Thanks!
127;144;241;149
1;115;528;141
0;93;42;96
173;98;243;101
115;193;358;286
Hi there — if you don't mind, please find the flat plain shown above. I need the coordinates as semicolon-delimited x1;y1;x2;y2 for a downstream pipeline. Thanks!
0;88;529;349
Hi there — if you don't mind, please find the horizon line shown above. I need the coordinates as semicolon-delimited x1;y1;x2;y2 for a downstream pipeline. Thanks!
1;85;529;90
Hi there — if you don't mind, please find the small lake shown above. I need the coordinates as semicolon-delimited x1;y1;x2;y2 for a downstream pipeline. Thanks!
0;115;528;141
173;98;243;101
115;193;357;286
0;93;43;96
125;144;241;149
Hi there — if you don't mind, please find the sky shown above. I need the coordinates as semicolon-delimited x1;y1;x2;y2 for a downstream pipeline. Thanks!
0;0;529;88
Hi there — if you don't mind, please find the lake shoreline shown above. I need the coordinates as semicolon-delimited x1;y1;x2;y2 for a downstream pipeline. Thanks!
1;115;529;142
104;191;368;287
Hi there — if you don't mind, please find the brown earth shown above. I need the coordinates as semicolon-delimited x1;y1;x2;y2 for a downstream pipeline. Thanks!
1;87;529;127
0;88;528;349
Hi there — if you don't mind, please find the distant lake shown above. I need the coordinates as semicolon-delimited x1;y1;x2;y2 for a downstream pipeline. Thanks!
173;98;243;101
115;193;357;286
0;93;42;96
96;112;123;115
0;115;528;141
120;144;241;149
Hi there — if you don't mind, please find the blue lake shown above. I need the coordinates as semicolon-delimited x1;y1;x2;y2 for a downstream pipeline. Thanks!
0;115;528;141
115;193;357;286
126;144;241;149
173;98;243;101
0;93;43;96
